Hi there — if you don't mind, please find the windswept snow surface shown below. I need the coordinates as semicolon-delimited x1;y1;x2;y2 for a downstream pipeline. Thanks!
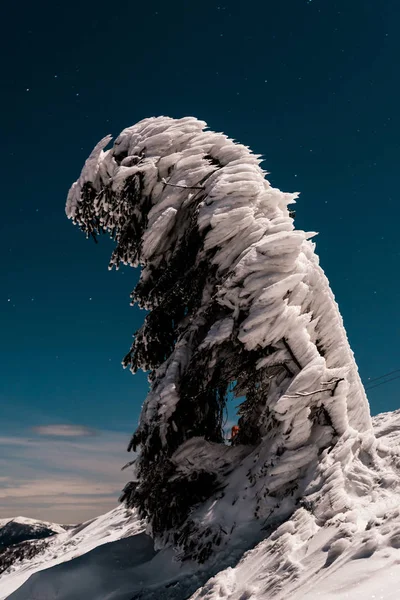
4;411;400;600
190;409;400;600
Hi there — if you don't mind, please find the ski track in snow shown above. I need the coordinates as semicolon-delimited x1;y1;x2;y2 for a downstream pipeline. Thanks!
2;410;400;600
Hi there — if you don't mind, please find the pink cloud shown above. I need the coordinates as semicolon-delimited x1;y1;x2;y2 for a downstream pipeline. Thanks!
32;424;97;437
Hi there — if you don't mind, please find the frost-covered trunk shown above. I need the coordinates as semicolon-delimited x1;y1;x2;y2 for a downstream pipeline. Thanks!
66;117;371;561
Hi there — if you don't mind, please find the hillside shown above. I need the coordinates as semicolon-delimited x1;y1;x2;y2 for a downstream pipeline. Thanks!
2;410;400;600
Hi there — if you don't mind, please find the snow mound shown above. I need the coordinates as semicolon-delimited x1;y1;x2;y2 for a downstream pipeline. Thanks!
6;534;157;600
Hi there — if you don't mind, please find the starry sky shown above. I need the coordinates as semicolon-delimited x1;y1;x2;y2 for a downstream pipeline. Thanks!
1;0;399;522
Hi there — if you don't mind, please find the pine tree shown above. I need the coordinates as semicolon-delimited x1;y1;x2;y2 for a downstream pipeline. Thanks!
66;117;371;561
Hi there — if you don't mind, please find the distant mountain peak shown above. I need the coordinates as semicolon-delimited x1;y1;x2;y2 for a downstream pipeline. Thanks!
0;517;66;551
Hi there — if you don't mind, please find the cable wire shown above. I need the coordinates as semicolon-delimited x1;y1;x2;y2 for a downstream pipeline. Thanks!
365;373;400;392
364;368;400;386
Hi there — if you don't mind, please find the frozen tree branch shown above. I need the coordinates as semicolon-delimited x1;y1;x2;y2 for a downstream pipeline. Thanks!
66;116;371;561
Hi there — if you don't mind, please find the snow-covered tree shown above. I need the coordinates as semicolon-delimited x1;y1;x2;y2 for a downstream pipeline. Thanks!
66;117;371;561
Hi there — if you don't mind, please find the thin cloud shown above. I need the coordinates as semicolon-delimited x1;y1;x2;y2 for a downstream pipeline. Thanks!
0;429;133;524
32;424;97;437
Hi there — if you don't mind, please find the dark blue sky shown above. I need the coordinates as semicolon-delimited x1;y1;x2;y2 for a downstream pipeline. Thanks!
1;0;399;445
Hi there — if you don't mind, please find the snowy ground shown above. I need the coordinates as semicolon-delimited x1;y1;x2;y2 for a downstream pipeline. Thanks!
2;410;400;600
0;506;146;599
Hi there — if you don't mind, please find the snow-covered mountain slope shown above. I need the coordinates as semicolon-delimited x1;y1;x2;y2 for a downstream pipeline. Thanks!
0;506;145;599
0;517;66;549
0;517;68;580
3;410;400;600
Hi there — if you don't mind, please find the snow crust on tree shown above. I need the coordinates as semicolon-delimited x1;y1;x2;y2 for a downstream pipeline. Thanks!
66;116;372;561
189;410;400;600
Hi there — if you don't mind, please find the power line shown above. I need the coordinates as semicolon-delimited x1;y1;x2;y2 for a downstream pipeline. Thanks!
364;368;400;386
365;373;400;392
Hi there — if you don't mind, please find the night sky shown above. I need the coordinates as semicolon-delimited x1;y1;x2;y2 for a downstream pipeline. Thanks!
1;0;399;522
